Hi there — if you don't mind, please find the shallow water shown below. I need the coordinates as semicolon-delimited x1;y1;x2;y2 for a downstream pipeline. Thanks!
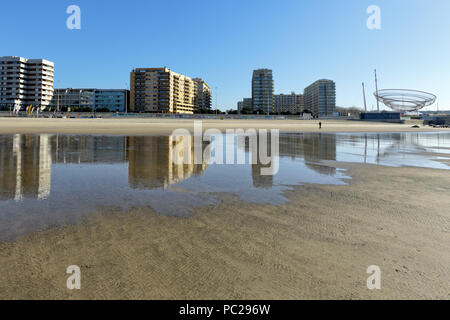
0;132;449;241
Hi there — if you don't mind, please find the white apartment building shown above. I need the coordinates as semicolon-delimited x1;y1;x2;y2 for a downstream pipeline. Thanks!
0;56;54;109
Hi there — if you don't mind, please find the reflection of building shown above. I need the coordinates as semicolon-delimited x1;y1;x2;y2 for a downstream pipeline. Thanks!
238;133;338;187
251;134;275;188
275;133;337;175
251;163;273;188
0;134;209;201
0;135;127;201
52;136;127;164
301;134;337;175
0;134;52;200
128;136;208;190
304;79;336;117
0;138;15;200
38;135;52;199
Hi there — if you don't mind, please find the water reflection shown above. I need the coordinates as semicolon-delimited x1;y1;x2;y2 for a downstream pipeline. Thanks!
335;132;450;168
1;132;449;202
128;136;208;190
0;134;52;201
0;132;449;240
54;135;127;164
0;135;210;201
284;134;337;175
249;134;337;188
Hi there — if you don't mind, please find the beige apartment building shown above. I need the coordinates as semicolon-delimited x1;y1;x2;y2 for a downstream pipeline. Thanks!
193;78;211;112
0;56;54;109
274;92;305;114
130;67;197;114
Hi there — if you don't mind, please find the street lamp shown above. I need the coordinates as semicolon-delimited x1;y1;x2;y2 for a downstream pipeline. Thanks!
79;89;82;113
215;86;218;115
125;82;129;115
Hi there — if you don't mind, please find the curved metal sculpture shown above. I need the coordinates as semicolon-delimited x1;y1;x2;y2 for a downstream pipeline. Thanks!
374;89;436;112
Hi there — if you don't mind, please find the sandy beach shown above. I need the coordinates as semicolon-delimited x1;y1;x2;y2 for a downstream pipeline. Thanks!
0;117;448;135
0;118;449;300
0;162;449;300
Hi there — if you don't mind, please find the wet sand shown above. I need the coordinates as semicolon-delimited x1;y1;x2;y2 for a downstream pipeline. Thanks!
0;118;448;135
1;163;449;299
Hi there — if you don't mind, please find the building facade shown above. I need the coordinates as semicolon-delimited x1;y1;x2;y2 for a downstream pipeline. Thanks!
304;79;336;117
252;69;274;114
237;98;253;113
273;92;304;114
237;101;243;112
193;78;211;112
94;89;129;112
0;56;54;109
51;88;94;111
243;98;253;111
50;89;129;112
130;67;196;114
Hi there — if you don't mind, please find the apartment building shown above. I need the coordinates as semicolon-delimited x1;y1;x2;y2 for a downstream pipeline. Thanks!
51;88;94;111
252;69;274;113
193;78;211;112
237;98;253;113
304;79;336;117
50;88;129;112
94;89;129;112
274;92;304;114
243;98;253;110
237;101;243;112
130;67;196;114
0;56;54;109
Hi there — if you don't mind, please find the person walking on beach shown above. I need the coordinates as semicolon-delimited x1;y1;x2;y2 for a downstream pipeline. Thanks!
319;121;322;129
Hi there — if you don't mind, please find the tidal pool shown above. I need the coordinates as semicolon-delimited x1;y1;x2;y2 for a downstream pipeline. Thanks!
0;132;449;240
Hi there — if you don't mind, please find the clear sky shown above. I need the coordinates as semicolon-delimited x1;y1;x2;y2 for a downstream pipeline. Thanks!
2;0;449;111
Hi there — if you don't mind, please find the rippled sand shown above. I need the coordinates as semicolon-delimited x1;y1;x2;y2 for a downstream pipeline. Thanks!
1;163;449;299
0;118;448;135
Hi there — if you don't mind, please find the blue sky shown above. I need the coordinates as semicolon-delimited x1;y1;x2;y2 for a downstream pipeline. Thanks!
2;0;449;111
